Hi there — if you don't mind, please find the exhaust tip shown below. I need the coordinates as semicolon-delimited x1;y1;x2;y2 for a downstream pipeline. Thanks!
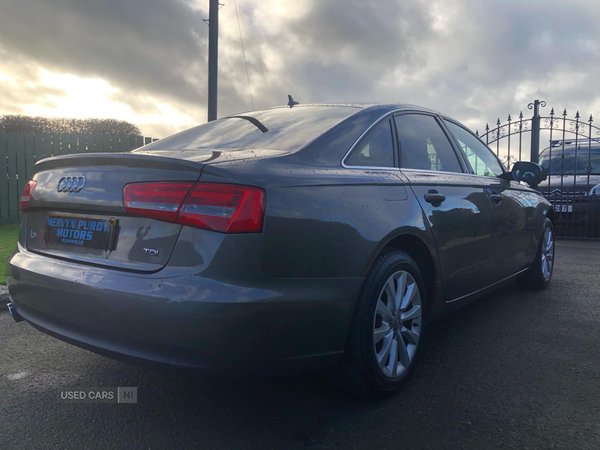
7;302;24;323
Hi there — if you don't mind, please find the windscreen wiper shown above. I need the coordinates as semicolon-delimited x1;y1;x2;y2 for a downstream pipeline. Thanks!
225;115;268;133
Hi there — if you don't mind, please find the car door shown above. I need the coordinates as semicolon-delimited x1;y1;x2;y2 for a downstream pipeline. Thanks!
442;119;533;280
394;112;496;302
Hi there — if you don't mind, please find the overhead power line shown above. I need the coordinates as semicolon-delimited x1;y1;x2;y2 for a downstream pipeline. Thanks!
233;0;255;110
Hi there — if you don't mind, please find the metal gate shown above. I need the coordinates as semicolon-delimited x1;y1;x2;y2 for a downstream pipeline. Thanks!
479;100;600;239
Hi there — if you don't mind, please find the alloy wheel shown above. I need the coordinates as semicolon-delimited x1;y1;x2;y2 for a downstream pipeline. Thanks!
541;227;554;281
373;270;422;379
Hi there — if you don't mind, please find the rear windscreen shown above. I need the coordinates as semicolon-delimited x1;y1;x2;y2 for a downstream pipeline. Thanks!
138;106;359;152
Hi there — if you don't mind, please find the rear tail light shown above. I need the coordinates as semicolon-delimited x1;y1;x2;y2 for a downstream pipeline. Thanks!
123;182;194;223
20;180;37;211
177;183;265;233
123;182;265;233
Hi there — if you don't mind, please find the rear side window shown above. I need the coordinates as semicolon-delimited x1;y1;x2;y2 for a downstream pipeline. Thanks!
345;119;395;168
444;120;505;177
394;114;462;173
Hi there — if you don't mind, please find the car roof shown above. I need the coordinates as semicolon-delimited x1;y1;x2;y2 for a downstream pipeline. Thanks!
541;142;600;154
138;102;456;167
141;103;450;155
234;102;444;117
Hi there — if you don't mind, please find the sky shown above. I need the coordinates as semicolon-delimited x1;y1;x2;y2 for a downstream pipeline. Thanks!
0;0;599;139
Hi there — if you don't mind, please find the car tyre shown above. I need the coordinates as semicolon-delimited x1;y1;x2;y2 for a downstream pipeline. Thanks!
518;218;555;290
330;250;427;397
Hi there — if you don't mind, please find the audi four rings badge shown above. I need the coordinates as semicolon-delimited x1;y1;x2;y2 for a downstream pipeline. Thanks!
57;176;86;193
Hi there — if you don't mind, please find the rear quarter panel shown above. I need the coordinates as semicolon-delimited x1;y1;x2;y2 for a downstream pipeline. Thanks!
208;161;436;279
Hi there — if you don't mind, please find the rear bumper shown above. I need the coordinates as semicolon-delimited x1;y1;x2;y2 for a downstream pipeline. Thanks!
10;298;224;372
7;242;363;376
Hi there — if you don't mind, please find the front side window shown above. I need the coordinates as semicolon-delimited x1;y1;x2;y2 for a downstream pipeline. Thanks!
444;120;505;177
345;119;395;168
394;114;462;173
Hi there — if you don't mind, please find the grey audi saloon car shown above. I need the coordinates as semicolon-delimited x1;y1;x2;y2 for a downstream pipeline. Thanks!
7;103;555;396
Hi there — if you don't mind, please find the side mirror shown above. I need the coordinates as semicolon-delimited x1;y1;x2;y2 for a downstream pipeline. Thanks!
510;161;548;187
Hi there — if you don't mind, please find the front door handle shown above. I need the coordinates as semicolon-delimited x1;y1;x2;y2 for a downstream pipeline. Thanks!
424;190;446;205
490;193;503;204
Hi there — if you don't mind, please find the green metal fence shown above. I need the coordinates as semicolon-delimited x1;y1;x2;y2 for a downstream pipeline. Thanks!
0;133;156;225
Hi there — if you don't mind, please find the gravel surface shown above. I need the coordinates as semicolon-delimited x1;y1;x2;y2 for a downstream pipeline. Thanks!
1;240;599;449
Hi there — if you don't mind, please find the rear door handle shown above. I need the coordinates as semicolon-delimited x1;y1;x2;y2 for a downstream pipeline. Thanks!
490;193;503;204
423;190;446;205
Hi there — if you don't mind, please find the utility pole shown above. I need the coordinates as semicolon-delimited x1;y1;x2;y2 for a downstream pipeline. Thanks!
207;0;219;121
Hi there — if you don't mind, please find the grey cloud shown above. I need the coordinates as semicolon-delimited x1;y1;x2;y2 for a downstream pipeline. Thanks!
107;91;164;116
285;0;431;67
1;0;600;138
0;0;208;108
0;50;67;112
227;0;433;106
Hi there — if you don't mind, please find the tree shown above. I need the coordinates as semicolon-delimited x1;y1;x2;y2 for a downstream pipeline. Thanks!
0;115;141;135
